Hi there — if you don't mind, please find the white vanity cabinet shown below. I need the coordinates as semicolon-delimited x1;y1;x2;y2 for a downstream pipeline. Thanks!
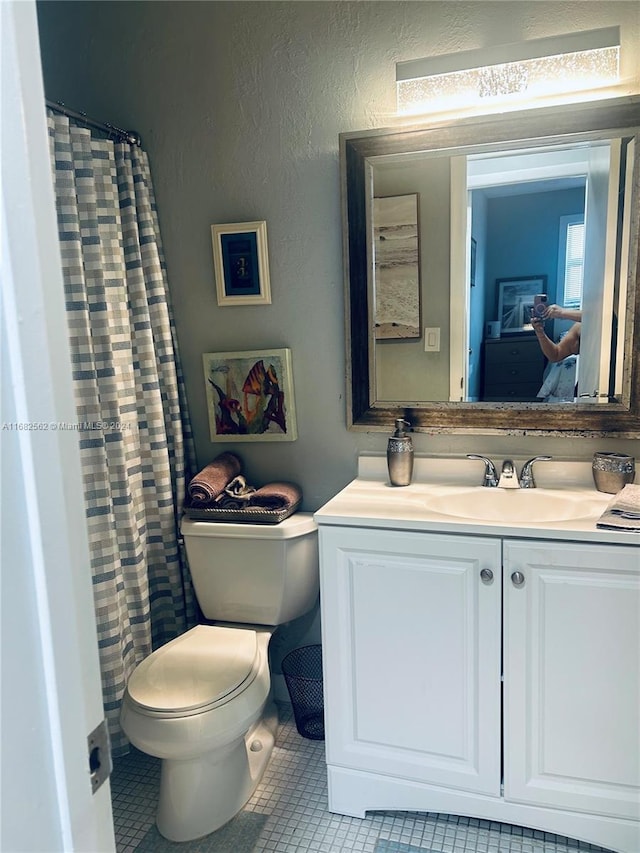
318;523;640;853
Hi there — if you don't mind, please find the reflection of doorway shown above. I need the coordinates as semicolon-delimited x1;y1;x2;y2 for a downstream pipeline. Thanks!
471;177;586;402
450;141;616;402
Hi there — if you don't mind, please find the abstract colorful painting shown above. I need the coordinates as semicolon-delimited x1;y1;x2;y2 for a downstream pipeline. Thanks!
203;349;297;441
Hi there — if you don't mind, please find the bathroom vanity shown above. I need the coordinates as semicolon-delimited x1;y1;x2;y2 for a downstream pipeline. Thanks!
314;455;639;853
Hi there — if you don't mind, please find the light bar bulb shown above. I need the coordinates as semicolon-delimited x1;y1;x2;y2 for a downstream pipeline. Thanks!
396;28;620;116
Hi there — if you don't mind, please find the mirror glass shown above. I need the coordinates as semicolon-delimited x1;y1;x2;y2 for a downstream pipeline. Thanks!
342;97;640;435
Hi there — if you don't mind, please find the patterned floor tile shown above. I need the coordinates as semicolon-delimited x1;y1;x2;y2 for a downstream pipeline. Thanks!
111;705;614;853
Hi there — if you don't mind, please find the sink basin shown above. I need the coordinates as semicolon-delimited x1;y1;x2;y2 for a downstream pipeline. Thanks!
425;487;607;523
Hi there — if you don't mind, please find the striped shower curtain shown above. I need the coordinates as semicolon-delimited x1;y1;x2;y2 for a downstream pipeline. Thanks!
47;110;197;755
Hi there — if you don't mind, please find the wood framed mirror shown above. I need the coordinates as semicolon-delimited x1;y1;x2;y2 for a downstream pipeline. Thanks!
342;97;640;436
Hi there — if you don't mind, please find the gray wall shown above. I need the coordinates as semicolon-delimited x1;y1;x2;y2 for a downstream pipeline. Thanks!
36;1;640;510
484;187;586;317
374;157;452;402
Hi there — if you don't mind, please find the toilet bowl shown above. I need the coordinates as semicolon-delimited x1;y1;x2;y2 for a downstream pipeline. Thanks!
120;513;319;842
120;625;276;841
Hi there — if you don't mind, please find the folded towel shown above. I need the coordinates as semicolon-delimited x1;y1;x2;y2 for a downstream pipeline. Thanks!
596;484;640;531
607;483;640;516
213;496;251;510
247;481;302;511
187;452;242;504
214;475;257;509
222;475;256;500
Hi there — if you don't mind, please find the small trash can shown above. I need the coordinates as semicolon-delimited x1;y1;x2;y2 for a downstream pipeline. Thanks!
281;644;324;740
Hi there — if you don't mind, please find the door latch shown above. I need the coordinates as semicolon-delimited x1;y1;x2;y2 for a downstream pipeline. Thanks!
87;719;112;794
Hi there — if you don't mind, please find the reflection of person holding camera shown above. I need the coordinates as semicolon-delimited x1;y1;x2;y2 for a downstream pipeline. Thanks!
531;304;582;363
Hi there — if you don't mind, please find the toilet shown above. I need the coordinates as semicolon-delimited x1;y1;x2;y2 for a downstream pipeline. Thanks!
120;512;319;842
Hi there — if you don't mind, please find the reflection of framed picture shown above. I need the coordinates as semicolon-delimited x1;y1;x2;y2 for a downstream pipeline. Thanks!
372;194;420;340
211;221;271;306
203;348;297;442
497;275;547;334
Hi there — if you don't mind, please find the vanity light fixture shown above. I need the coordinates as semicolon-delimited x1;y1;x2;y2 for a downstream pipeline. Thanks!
396;27;620;116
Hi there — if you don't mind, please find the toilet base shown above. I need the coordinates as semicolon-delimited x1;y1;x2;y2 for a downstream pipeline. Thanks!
156;702;279;842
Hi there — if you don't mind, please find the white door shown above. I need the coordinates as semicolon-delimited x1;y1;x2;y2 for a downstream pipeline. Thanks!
449;156;469;401
1;3;115;851
613;137;636;399
503;540;640;821
320;526;502;798
578;141;621;402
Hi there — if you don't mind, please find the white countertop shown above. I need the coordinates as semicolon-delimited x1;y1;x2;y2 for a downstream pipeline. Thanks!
314;454;640;546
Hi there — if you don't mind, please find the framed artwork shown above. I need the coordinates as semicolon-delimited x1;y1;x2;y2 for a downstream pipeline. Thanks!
203;348;297;442
497;275;547;334
211;220;271;306
372;194;420;340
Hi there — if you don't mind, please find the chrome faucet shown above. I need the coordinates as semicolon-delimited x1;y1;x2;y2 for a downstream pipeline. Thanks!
466;454;499;487
467;454;553;488
497;459;519;489
519;455;552;488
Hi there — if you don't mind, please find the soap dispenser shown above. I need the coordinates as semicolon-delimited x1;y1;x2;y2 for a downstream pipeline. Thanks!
387;418;414;486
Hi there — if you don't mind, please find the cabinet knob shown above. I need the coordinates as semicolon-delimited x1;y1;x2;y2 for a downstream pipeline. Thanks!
511;571;525;587
480;568;494;583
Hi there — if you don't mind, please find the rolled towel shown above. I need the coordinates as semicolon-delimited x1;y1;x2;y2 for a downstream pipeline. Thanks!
247;482;302;511
187;452;242;504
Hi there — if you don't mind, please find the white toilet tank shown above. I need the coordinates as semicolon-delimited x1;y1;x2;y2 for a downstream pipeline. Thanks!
180;513;319;626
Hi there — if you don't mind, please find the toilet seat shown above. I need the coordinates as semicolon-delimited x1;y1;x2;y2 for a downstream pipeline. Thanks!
126;625;262;717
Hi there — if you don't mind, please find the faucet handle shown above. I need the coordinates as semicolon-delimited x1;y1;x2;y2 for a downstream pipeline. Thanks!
466;454;499;487
519;455;552;489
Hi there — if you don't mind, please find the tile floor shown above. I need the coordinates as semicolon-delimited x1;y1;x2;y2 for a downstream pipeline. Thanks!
111;704;612;853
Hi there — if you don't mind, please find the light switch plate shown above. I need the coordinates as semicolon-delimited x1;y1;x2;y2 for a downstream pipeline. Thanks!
424;327;440;352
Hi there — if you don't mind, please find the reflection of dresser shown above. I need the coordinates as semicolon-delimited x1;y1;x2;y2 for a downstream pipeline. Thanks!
482;337;546;402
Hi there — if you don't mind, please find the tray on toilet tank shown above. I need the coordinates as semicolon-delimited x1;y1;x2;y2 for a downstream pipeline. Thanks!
182;499;301;524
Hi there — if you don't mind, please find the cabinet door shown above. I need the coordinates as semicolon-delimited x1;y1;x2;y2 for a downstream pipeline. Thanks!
504;540;640;820
320;526;502;796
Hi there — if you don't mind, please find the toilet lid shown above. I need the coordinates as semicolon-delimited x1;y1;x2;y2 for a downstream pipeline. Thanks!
126;625;260;714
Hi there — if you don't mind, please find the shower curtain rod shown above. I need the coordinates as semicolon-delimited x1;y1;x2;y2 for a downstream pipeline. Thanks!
46;99;141;146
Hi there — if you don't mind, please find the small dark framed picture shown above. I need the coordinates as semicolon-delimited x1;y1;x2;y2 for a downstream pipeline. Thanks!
211;220;271;306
